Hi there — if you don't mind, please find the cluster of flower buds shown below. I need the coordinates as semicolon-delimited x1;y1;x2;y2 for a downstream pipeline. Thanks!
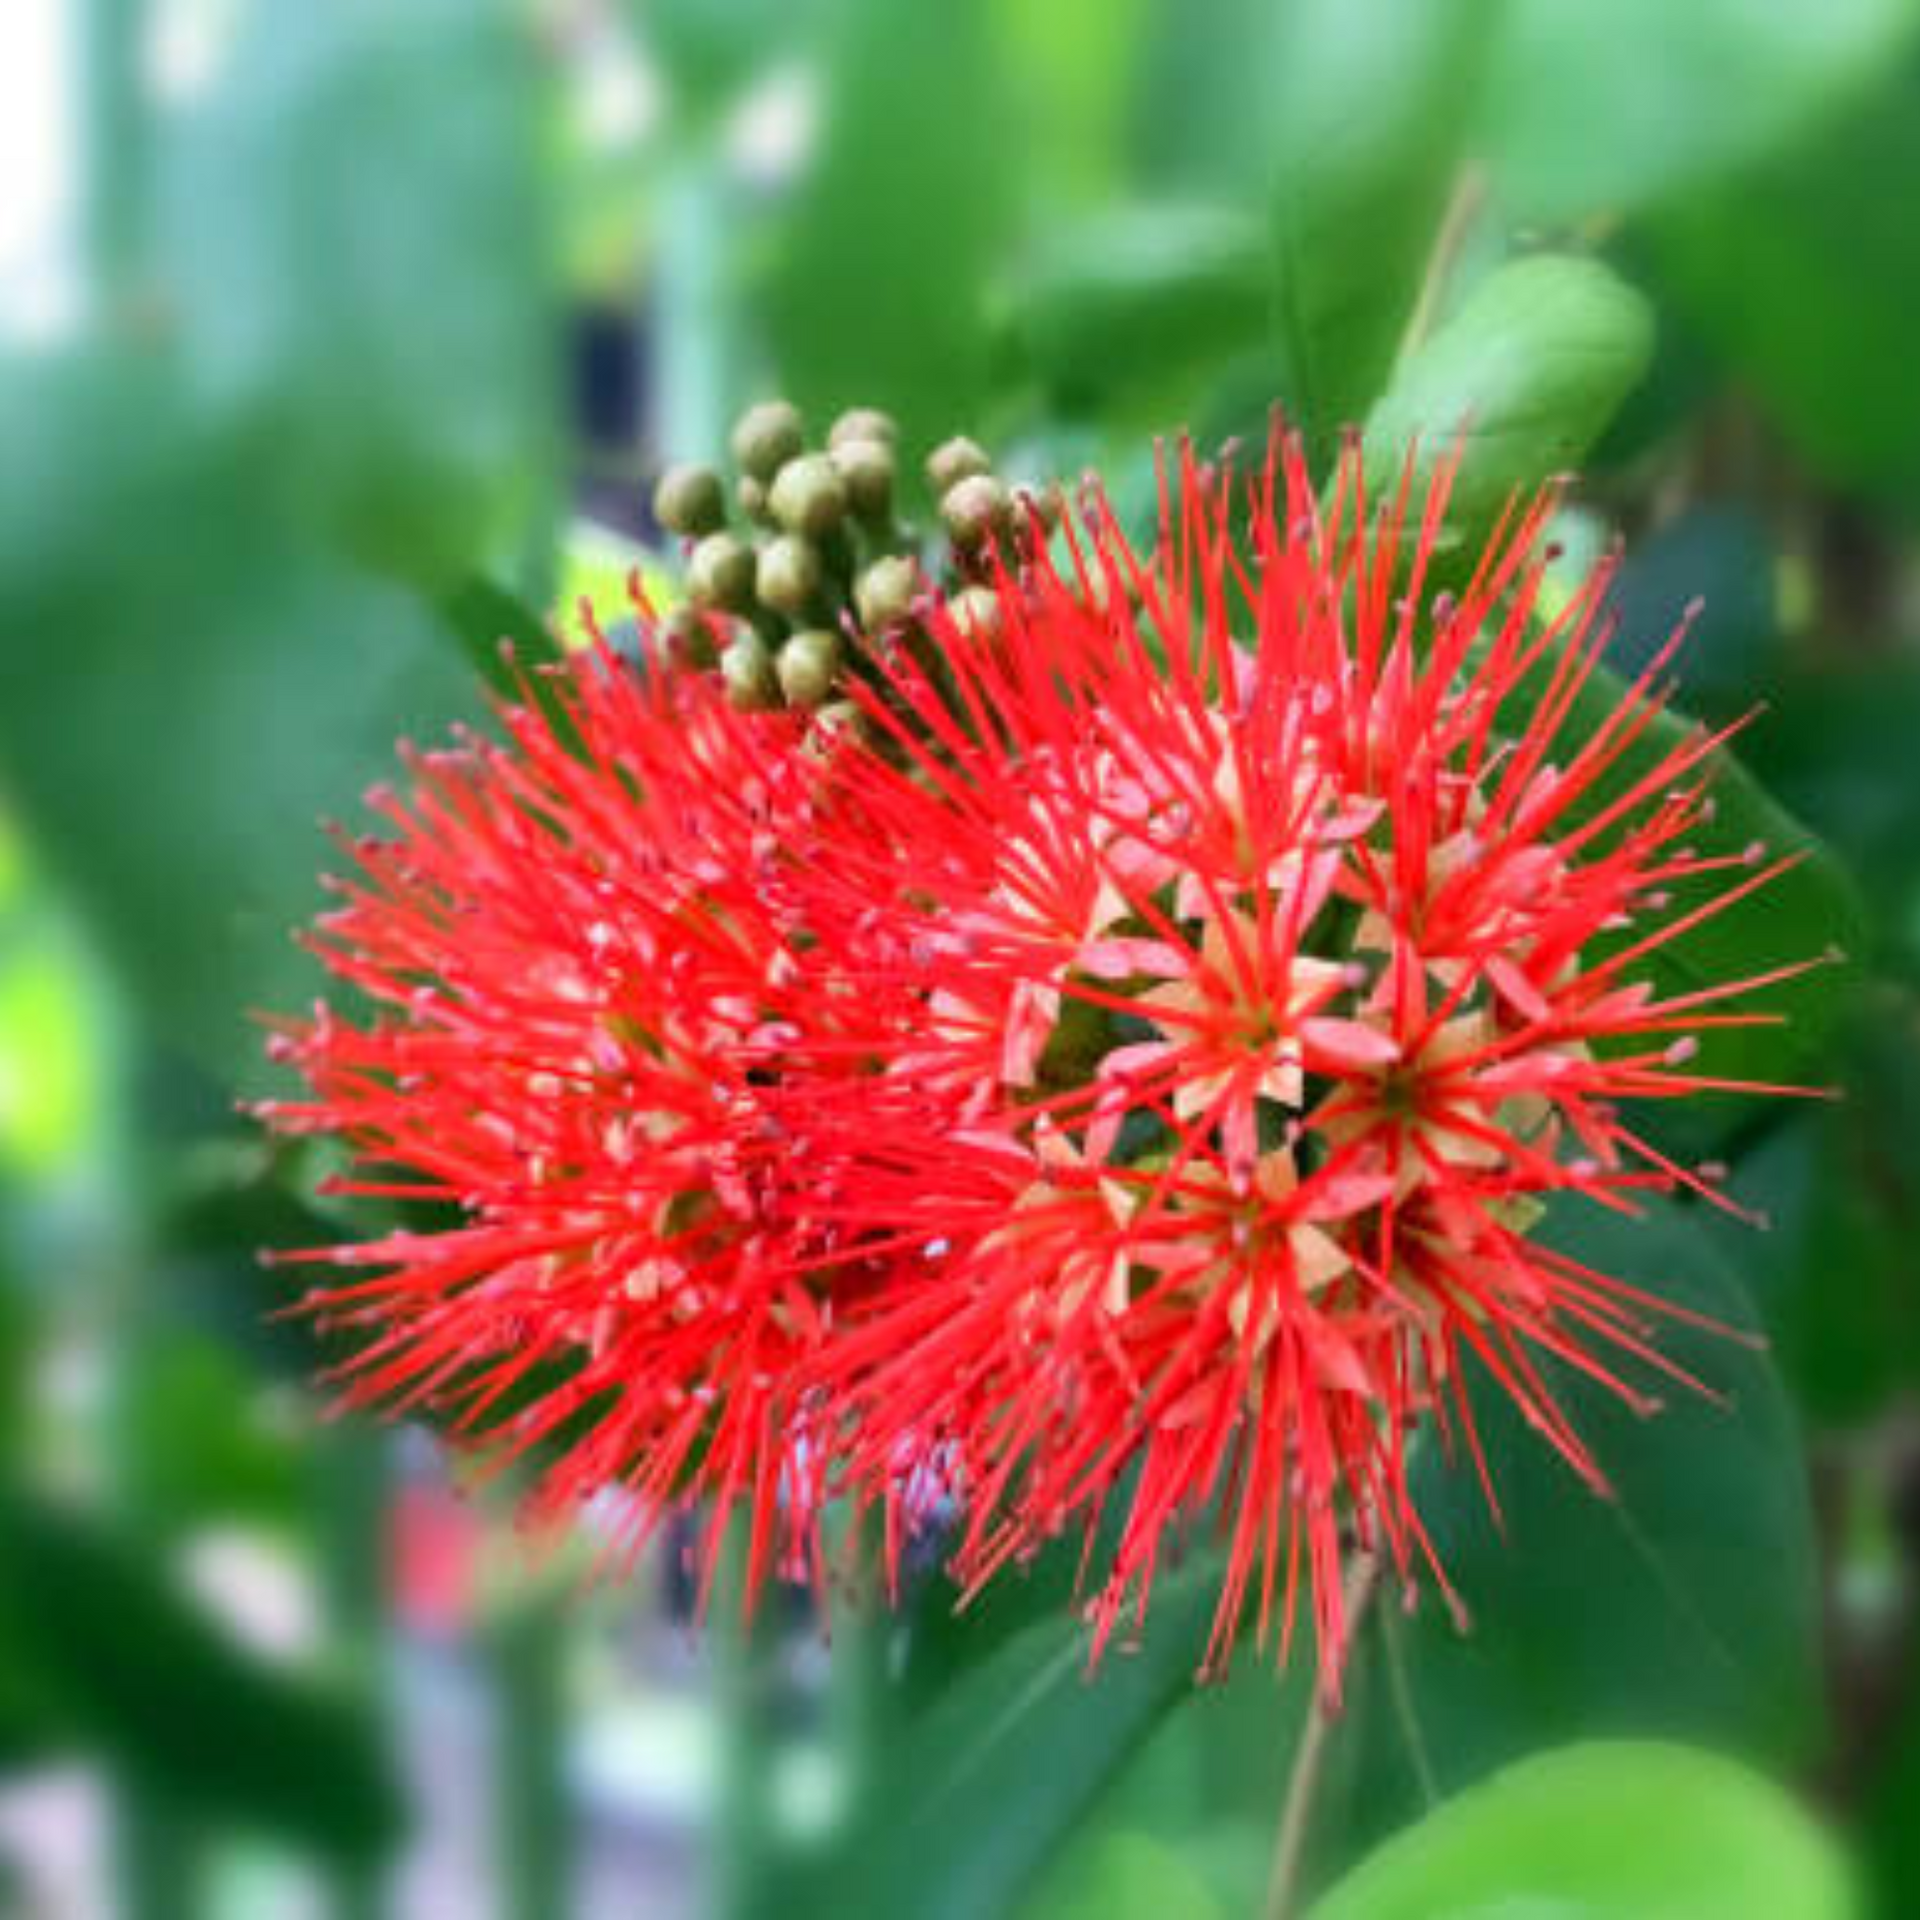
650;399;1058;723
262;415;1821;1700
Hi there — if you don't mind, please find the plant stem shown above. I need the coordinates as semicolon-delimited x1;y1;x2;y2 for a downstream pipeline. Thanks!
1392;164;1488;376
1263;1552;1382;1920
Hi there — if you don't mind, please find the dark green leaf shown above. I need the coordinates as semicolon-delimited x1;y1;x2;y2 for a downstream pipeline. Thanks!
1339;1196;1821;1862
0;1485;400;1857
1361;255;1655;538
1310;1741;1855;1920
1270;0;1495;447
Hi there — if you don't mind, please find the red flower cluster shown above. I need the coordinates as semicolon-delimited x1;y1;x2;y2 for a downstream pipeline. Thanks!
261;436;1814;1694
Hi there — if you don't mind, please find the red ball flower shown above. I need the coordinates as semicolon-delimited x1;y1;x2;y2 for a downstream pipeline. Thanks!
258;652;908;1598
776;437;1822;1693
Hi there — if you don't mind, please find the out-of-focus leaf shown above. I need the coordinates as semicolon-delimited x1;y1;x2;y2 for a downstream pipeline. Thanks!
811;1550;1272;1920
1125;0;1277;197
1339;1197;1821;1860
1649;58;1920;512
1310;1741;1855;1920
0;352;484;1090
1003;204;1271;423
0;1486;400;1857
157;0;561;585
766;0;1019;459
1270;0;1494;447
1028;1829;1228;1920
1361;255;1654;540
1479;0;1917;221
638;0;795;128
991;0;1150;212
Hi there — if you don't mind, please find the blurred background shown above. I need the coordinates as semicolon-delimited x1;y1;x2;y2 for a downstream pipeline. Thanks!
0;1;1917;1915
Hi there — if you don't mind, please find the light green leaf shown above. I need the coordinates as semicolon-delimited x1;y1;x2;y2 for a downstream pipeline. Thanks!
1361;255;1654;538
1480;0;1917;220
1310;1741;1856;1920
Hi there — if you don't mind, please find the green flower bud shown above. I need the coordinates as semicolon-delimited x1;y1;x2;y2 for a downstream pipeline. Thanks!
948;584;1004;644
756;533;824;617
776;628;843;707
660;605;720;670
737;474;774;525
653;463;726;538
731;400;805;481
855;553;919;631
688;531;756;614
942;473;1011;552
769;454;849;539
828;406;898;450
811;698;869;746
831;437;895;523
720;630;782;710
926;435;990;494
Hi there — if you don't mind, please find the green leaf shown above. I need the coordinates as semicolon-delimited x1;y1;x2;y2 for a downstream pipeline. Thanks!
1361;255;1655;539
1648;56;1920;513
1339;1197;1821;1861
1480;0;1917;221
1003;204;1273;424
1270;0;1495;447
1310;1741;1856;1920
812;1551;1260;1920
0;352;485;1090
766;0;1020;459
0;1485;400;1858
156;0;561;586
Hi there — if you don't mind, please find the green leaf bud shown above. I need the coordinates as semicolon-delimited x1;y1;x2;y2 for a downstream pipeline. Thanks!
855;553;919;631
720;630;782;710
652;463;726;538
756;534;825;617
769;454;849;539
926;435;991;494
731;399;805;480
688;531;757;614
776;628;843;707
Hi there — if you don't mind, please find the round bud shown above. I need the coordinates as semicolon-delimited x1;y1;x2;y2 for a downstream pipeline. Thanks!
811;699;868;747
942;473;1011;552
756;534;824;617
737;474;773;524
831;437;895;522
769;454;848;539
1014;481;1065;535
855;553;919;631
731;400;805;480
829;406;898;450
653;463;725;538
660;605;719;670
776;628;842;707
720;630;781;711
948;584;1004;644
926;435;990;494
688;531;756;614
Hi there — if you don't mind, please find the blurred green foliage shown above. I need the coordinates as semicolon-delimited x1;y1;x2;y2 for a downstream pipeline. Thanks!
0;0;1917;1915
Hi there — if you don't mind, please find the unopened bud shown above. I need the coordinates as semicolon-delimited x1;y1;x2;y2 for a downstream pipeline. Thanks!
737;474;774;525
769;454;848;539
721;630;781;710
688;532;756;614
757;534;824;617
942;473;1011;552
829;406;898;450
653;463;725;538
948;584;1004;643
777;628;842;707
855;553;918;631
927;435;990;494
831;437;896;523
732;400;805;481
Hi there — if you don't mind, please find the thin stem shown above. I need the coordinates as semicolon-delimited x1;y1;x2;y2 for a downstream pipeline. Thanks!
1380;1598;1440;1809
1392;164;1489;376
1264;1552;1382;1920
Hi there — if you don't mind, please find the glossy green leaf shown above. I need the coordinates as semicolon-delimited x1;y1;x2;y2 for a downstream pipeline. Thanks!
766;0;1019;459
812;1550;1259;1920
1480;0;1916;220
1361;255;1654;539
1649;57;1920;512
1311;1741;1856;1920
1340;1197;1821;1861
0;1485;400;1857
1004;204;1272;423
1270;0;1494;447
